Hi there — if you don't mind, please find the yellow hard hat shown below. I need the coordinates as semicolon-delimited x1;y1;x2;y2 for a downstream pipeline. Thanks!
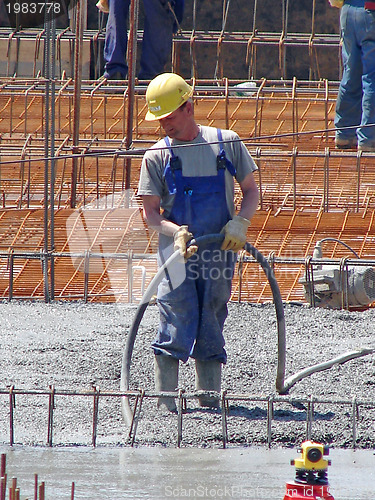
145;73;193;121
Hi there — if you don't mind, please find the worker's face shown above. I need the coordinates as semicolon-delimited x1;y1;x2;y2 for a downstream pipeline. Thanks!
159;102;192;140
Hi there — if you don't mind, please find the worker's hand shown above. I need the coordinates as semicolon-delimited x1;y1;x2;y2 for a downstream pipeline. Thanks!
173;225;198;260
328;0;344;7
221;215;250;252
96;0;109;13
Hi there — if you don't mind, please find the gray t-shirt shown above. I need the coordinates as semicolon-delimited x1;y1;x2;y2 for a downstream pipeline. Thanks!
137;125;258;218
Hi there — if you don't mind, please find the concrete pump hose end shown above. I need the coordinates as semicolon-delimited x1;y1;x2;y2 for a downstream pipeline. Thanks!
120;234;286;426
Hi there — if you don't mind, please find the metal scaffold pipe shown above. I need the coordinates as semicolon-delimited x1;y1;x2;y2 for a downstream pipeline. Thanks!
42;7;57;303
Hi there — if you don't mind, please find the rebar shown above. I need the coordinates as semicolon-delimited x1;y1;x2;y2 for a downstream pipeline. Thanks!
0;5;373;309
1;386;375;449
0;247;374;304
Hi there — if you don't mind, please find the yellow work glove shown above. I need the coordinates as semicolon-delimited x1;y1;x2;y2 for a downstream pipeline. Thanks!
96;0;109;13
173;225;198;259
221;215;250;252
328;0;344;7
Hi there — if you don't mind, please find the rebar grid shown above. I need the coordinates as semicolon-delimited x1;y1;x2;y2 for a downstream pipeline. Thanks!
1;386;373;449
0;77;342;213
0;230;374;304
0;78;339;141
0;0;342;80
1;26;339;79
0;17;371;306
0;204;374;304
2;148;375;211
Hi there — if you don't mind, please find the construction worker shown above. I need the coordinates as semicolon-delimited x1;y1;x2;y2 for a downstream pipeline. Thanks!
96;0;184;80
137;73;259;411
329;0;375;151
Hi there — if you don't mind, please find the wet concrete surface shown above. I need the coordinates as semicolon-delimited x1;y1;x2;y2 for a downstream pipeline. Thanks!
0;301;375;498
1;301;375;449
0;446;374;499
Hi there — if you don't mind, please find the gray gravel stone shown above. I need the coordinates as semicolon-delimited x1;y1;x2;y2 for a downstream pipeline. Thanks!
0;300;374;449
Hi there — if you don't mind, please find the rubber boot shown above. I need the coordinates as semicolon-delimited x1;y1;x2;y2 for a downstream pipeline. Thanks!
154;355;179;413
195;360;221;408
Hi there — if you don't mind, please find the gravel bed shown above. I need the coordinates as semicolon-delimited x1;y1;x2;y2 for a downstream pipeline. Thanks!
0;300;374;449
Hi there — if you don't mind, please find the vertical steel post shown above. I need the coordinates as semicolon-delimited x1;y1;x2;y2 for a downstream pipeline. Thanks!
9;386;15;447
47;385;55;447
356;150;362;213
323;147;330;212
0;453;6;500
92;386;100;447
50;15;56;300
292;147;297;210
71;0;85;208
309;0;317;81
0;454;5;479
267;396;273;447
125;0;139;196
8;251;14;301
43;9;51;303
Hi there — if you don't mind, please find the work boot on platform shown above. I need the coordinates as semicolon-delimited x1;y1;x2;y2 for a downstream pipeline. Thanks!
195;360;221;408
154;355;179;413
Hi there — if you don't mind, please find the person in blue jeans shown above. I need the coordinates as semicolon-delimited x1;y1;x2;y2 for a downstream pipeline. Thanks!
138;73;259;412
97;0;184;80
330;0;375;151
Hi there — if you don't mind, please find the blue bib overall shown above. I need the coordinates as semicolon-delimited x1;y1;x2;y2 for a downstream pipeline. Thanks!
152;130;237;363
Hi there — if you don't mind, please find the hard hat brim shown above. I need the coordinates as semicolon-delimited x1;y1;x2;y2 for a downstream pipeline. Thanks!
144;109;174;121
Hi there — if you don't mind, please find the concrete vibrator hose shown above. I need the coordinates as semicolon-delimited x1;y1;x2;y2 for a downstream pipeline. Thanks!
120;234;286;426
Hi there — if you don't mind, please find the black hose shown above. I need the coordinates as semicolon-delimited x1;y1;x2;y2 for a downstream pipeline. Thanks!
120;234;286;425
242;240;286;393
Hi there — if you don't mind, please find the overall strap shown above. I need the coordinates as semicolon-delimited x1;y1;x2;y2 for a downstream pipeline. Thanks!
164;136;182;171
163;136;182;195
164;136;175;157
216;129;236;177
